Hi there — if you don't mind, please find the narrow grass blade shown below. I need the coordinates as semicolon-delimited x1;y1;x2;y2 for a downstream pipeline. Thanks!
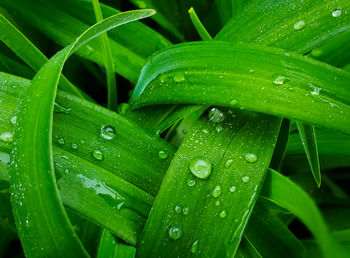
261;169;347;257
296;122;321;187
270;118;290;170
0;53;34;79
9;10;155;257
188;7;212;41
91;0;117;111
131;41;350;135
0;12;87;99
138;110;281;257
98;230;136;258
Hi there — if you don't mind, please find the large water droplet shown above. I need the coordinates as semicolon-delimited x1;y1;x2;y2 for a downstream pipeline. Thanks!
169;227;182;240
208;107;225;123
175;205;182;213
191;240;198;253
245;153;258;163
273;75;288;85
212;185;222;198
189;157;212;179
0;132;13;143
225;159;233;168
54;102;71;114
158;150;168;160
101;125;116;140
219;210;227;218
92;150;104;161
332;9;342;17
242;176;251;183
293;20;305;30
186;178;196;187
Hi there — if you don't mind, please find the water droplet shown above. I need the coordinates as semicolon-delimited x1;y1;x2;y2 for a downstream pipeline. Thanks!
71;143;78;149
10;116;17;125
293;20;305;30
202;129;209;134
208;108;225;123
173;74;185;82
225;159;234;168
311;49;323;57
273;75;288;85
186;178;196;187
101;125;116;140
169;227;182;240
219;210;227;218
191;240;198;253
189;157;212;180
158;150;168;159
57;138;65;145
229;186;237;193
215;200;221;206
242;176;250;183
92;150;104;161
212;185;222;198
245;153;258;163
0;132;13;143
80;139;86;144
183;207;189;215
332;9;342;17
229;99;238;106
215;125;223;133
54;102;71;114
311;86;321;96
175;205;182;213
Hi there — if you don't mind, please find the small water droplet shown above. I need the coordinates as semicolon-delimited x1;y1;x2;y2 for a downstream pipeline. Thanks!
173;74;185;82
169;227;182;240
0;132;13;143
92;150;104;161
215;125;223;133
229;99;238;106
229;186;237;193
273;75;288;85
189;157;212;180
242;176;250;183
215;200;221;206
54;102;71;114
225;159;234;168
183;207;189;215
208;107;225;123
293;20;305;30
175;205;182;213
202;129;209;134
57;138;66;145
158;150;168;159
101;125;116;140
332;9;342;17
10;116;17;125
71;143;78;149
191;240;198;253
245;153;258;163
80;139;86;144
186;178;196;187
219;210;227;218
311;49;323;57
212;185;222;198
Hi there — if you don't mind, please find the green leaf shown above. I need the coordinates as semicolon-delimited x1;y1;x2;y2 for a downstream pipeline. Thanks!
216;0;350;54
138;110;281;257
97;230;136;258
296;122;321;187
91;0;117;110
9;9;155;257
0;11;87;99
188;7;212;41
131;41;350;135
270;118;290;170
261;169;347;258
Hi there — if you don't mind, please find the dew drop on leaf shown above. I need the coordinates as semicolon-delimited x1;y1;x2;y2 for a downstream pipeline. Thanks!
189;157;212;179
0;132;13;143
245;153;258;163
272;75;288;85
168;227;182;240
182;207;189;215
92;149;104;161
293;20;305;30
186;178;196;187
101;125;116;140
173;74;185;82
212;185;222;198
208;107;225;123
174;205;182;213
191;240;198;253
216;125;223;133
229;186;237;193
71;143;78;149
219;210;227;218
10;116;17;125
229;99;238;106
158;150;168;159
332;9;342;17
57;138;66;145
215;200;221;206
242;176;251;183
225;159;233;168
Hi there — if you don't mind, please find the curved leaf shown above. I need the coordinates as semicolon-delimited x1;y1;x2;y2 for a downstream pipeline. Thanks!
10;9;155;257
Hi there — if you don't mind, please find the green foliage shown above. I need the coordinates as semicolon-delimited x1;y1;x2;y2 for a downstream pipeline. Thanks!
0;0;349;257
